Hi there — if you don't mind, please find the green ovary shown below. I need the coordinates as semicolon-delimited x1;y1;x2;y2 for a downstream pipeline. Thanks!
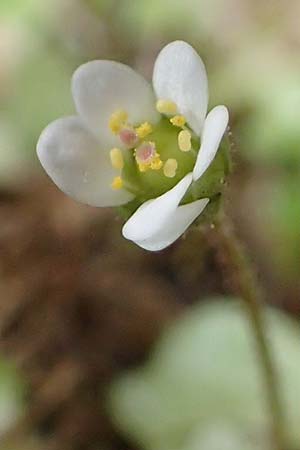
122;117;199;201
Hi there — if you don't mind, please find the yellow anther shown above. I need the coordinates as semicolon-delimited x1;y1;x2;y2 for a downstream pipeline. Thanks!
163;159;178;178
178;129;192;152
170;115;186;127
156;99;177;115
136;122;153;139
109;110;128;134
150;154;163;170
137;163;147;173
111;176;123;190
135;140;162;173
110;148;124;170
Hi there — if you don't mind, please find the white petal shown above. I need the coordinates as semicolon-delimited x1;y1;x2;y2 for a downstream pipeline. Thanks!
135;198;210;251
122;173;193;242
193;105;229;181
72;60;159;147
153;41;208;135
37;116;134;207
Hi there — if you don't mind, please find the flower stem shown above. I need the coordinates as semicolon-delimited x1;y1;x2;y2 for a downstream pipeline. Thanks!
212;214;286;450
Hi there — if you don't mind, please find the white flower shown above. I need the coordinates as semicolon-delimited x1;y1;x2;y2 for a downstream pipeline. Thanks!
37;40;229;251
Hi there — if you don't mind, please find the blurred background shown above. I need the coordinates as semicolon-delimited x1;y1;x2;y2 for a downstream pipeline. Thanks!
0;0;299;449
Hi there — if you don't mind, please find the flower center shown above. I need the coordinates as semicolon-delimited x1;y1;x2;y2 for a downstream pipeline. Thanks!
119;127;139;148
108;102;200;200
135;142;155;164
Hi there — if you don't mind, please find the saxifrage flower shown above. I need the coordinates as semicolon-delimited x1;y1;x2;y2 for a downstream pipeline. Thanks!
37;41;229;251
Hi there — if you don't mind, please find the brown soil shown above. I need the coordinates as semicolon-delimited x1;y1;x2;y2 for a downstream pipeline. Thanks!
0;175;223;450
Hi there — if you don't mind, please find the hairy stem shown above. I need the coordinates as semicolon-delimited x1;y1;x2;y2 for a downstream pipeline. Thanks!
213;215;286;450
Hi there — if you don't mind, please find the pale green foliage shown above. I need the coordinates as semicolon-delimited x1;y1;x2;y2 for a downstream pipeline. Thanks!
108;300;300;450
